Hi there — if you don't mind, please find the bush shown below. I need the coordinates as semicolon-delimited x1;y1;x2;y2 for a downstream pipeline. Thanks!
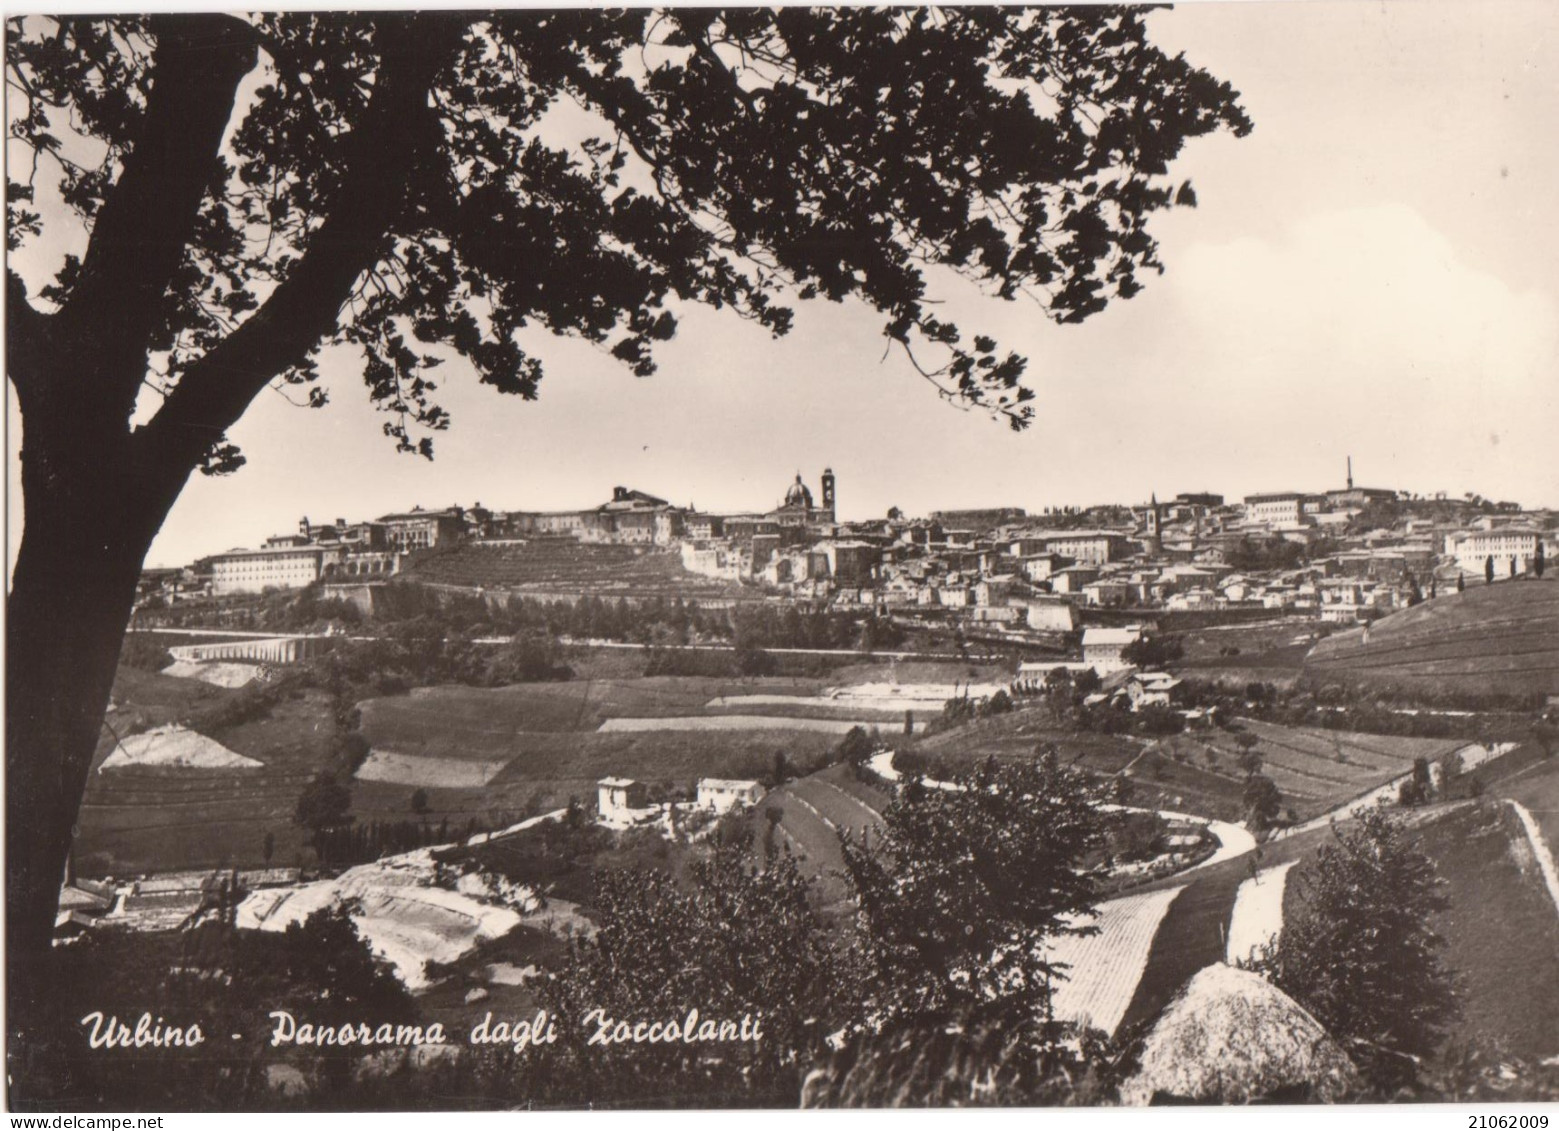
1136;704;1185;736
119;633;174;672
1245;807;1456;1078
1122;635;1184;669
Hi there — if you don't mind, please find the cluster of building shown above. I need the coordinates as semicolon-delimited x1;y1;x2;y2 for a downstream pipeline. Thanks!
139;461;1555;631
596;776;767;830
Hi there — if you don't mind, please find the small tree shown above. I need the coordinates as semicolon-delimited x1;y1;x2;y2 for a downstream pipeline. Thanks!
1536;540;1546;579
1456;573;1465;593
1397;756;1435;808
1246;807;1456;1075
834;726;876;769
1242;773;1283;833
1438;750;1463;797
409;788;430;816
981;688;1015;717
1234;731;1263;776
294;771;353;867
1121;635;1184;669
1485;555;1495;584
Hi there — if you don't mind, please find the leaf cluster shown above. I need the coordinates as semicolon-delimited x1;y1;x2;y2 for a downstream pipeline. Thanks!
8;9;1251;468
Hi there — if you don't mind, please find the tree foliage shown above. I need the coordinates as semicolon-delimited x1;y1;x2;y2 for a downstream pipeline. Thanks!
1121;634;1184;669
9;10;1251;450
1247;806;1457;1066
840;751;1111;1022
1242;772;1282;832
539;839;855;1105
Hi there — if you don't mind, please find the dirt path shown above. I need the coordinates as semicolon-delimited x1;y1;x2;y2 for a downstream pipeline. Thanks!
1225;860;1298;964
1507;800;1559;918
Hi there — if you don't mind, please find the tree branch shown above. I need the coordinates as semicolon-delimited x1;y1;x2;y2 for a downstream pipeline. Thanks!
56;15;258;423
136;14;468;476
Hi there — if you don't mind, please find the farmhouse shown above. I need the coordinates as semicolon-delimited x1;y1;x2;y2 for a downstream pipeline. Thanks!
1123;671;1185;711
696;779;767;813
597;777;650;825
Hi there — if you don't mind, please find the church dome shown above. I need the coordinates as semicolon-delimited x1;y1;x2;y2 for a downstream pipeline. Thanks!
784;474;814;509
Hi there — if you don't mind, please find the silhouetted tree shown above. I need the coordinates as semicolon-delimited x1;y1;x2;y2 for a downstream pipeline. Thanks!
4;9;1251;1046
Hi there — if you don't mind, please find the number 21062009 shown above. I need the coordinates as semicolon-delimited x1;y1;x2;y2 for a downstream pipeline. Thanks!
1469;1119;1547;1129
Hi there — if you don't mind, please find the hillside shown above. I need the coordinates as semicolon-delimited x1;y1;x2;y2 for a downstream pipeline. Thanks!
1303;578;1559;700
399;537;749;600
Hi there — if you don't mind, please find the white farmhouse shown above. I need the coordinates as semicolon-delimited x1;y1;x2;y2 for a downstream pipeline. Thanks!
696;778;767;814
597;777;650;826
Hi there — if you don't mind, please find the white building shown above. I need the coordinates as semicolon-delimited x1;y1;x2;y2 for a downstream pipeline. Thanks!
1446;528;1542;576
208;545;327;594
696;778;767;814
1022;597;1076;633
597;777;650;826
1080;626;1143;672
1243;492;1306;528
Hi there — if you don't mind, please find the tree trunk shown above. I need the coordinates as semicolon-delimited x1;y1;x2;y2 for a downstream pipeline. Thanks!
5;433;175;1077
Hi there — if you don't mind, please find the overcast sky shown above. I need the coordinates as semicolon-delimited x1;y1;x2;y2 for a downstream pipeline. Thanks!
7;1;1558;570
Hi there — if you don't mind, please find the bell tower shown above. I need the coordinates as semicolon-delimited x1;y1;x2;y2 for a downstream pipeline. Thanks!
821;468;836;519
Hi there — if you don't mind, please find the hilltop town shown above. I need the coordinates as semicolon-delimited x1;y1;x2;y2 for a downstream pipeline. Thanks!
139;461;1556;634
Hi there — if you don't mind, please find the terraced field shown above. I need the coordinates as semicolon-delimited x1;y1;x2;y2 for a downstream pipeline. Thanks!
1138;721;1464;822
1303;577;1559;698
402;537;747;599
79;677;341;875
1045;887;1184;1037
912;704;1143;776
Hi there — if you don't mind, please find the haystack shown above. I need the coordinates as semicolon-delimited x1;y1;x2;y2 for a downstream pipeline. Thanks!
1119;964;1357;1105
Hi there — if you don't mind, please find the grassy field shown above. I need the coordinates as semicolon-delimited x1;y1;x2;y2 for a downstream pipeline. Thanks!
349;675;903;827
1138;721;1464;822
79;671;340;876
911;702;1144;776
88;660;990;876
1496;756;1559;851
1112;867;1247;1039
1303;578;1559;699
1174;620;1327;664
1404;799;1559;1061
1171;620;1324;690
